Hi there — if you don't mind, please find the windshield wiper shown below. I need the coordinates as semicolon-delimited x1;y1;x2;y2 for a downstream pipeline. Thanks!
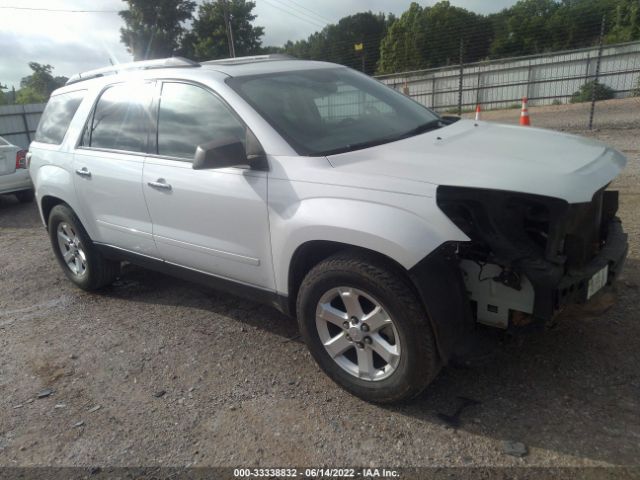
319;119;443;156
396;119;443;139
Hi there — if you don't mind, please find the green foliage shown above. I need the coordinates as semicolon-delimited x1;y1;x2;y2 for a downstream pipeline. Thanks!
182;0;264;61
15;63;67;104
0;84;7;106
605;0;640;43
119;0;196;60
377;3;428;74
376;1;493;74
374;0;640;74
283;12;392;75
570;80;616;103
16;87;47;104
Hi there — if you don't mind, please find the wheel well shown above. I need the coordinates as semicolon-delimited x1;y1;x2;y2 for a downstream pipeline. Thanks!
41;195;66;229
287;241;412;317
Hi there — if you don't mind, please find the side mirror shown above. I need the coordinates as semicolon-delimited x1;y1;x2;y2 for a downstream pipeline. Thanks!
193;136;248;170
193;131;268;171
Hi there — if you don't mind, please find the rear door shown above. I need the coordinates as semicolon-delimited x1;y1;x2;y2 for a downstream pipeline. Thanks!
73;81;158;257
142;81;274;289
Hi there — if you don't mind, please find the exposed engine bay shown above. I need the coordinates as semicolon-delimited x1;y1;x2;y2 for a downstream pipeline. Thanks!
436;185;628;329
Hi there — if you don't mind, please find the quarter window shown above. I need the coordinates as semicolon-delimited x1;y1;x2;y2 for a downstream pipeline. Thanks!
35;90;85;145
85;82;153;153
157;82;245;160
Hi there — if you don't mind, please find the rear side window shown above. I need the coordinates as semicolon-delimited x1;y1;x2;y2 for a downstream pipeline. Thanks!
156;82;245;160
35;90;85;144
84;82;154;153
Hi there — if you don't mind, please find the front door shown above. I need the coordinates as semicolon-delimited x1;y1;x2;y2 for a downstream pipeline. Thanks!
142;81;274;289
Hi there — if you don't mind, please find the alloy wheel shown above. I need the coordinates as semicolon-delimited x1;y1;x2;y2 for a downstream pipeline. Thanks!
56;222;87;276
315;287;401;381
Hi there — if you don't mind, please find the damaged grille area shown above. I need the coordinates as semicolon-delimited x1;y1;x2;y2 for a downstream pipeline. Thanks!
436;185;626;324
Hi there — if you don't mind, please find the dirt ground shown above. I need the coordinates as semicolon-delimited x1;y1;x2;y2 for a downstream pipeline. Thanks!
0;104;639;471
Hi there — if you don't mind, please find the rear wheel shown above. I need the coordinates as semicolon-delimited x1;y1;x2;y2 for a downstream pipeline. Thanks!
15;189;34;203
297;251;440;403
48;204;119;290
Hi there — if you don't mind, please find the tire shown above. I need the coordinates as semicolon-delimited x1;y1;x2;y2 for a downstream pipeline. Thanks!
296;251;440;403
48;204;120;290
15;189;34;203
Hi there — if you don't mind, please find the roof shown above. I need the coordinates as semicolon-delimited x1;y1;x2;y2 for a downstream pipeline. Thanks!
65;55;339;86
202;59;338;77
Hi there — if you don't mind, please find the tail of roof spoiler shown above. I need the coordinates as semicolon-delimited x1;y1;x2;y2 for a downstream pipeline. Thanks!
65;57;199;86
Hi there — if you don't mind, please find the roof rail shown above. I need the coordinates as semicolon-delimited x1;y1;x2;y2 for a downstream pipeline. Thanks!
66;57;199;85
201;54;296;66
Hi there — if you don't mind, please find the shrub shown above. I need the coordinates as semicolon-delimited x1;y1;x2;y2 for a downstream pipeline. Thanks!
570;80;616;103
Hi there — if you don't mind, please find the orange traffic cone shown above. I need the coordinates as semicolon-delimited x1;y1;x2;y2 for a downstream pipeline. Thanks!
520;97;531;126
475;104;481;121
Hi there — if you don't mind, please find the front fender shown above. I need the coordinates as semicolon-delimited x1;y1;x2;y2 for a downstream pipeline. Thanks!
270;196;468;294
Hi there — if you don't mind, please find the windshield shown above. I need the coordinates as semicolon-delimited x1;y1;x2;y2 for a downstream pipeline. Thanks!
227;67;440;156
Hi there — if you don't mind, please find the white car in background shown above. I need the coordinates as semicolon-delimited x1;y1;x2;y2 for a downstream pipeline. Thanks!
0;135;34;202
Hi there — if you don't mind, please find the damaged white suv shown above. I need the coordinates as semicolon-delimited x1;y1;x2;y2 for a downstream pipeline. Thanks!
29;56;628;403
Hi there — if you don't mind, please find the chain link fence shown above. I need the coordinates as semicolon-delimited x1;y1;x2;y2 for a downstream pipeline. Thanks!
375;39;640;129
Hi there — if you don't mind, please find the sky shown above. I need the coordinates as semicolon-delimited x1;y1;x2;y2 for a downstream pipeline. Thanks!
0;0;519;89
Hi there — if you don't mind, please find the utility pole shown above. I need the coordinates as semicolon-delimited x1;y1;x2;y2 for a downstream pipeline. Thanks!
220;0;236;57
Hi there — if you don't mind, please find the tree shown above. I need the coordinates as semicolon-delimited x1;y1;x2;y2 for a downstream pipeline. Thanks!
282;12;392;75
422;2;492;66
15;63;67;104
182;0;264;61
377;3;427;74
377;1;491;74
119;0;196;61
605;0;640;43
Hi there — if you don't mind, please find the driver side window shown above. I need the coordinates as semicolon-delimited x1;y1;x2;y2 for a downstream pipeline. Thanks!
156;82;245;161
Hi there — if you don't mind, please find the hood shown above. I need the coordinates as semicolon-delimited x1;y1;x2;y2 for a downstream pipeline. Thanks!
327;119;626;203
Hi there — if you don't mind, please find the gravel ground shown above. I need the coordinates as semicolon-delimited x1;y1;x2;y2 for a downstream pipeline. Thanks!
0;104;639;470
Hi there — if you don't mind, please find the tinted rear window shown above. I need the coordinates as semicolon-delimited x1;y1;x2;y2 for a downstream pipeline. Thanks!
35;90;85;144
84;82;154;153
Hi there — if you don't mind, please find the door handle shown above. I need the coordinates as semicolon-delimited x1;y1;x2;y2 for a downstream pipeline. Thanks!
147;179;172;190
75;167;91;178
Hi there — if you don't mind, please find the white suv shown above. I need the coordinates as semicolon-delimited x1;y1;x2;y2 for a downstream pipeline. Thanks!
29;56;628;403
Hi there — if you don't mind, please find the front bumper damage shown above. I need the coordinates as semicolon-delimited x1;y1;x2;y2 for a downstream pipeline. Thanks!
436;186;628;328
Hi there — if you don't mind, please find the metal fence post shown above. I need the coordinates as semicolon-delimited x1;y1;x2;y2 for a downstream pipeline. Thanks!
526;60;533;101
589;15;606;130
21;106;31;143
431;75;437;109
458;38;464;115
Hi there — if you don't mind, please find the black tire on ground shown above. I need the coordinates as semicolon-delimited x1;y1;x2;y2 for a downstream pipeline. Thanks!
15;189;35;203
48;204;120;290
296;251;441;403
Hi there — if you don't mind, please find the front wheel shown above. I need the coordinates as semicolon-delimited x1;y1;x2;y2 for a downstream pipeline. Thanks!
296;252;440;403
48;204;120;290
